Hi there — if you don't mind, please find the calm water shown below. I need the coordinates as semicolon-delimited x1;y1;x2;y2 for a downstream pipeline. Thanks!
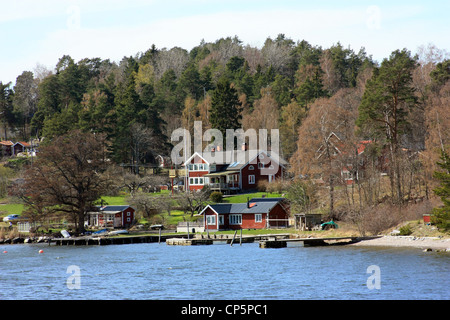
0;242;448;300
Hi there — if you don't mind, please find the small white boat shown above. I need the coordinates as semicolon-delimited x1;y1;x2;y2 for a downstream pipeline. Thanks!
108;230;129;235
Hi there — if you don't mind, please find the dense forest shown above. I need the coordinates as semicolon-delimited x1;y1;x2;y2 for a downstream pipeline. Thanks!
1;34;449;232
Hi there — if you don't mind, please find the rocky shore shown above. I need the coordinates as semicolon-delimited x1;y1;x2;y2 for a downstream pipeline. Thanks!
352;235;450;252
0;236;52;244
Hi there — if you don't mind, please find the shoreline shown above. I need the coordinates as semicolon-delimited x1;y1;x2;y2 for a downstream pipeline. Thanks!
351;235;450;251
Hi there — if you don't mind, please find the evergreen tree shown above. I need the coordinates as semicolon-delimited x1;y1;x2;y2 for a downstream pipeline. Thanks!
432;150;450;232
0;82;15;140
357;49;418;203
209;77;242;137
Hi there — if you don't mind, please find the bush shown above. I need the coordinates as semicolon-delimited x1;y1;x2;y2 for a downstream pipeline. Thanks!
210;192;223;203
399;224;412;236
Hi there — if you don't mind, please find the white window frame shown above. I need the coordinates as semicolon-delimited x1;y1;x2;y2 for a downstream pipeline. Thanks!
206;215;216;226
248;175;255;184
189;177;205;185
188;163;209;171
255;214;262;223
229;214;242;225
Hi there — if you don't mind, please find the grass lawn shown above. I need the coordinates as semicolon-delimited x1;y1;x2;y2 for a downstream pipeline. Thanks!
223;192;283;203
100;195;127;206
0;201;24;217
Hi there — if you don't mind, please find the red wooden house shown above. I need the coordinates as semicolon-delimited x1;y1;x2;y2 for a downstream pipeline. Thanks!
198;198;290;231
87;205;135;229
182;145;287;193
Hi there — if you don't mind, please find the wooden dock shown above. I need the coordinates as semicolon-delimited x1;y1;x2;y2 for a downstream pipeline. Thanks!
50;232;379;248
259;236;381;248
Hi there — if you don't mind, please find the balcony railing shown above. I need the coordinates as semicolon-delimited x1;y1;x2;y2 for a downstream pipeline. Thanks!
209;182;240;190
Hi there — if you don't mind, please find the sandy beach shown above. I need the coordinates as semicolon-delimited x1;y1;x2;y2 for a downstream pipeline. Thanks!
351;235;450;251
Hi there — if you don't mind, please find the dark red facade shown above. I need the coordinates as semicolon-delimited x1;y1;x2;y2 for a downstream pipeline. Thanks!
201;202;289;231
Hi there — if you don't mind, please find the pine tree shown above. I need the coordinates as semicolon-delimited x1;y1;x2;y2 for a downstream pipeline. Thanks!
357;49;418;203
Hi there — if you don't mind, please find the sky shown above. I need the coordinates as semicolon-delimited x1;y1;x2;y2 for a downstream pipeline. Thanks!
1;0;449;84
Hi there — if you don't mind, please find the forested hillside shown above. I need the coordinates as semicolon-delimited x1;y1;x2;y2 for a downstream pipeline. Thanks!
1;35;449;231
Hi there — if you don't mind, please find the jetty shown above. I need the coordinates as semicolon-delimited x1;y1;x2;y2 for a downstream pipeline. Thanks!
26;232;381;248
259;236;381;248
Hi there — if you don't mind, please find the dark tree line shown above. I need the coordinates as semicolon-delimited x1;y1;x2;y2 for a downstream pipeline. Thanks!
1;35;376;167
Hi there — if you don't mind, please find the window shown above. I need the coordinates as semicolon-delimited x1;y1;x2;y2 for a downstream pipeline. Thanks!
206;215;216;225
248;175;255;184
188;163;208;171
229;214;242;225
190;177;205;185
258;162;264;169
218;215;224;225
249;165;254;170
255;214;262;223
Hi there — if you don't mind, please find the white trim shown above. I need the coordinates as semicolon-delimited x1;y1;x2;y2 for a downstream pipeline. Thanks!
182;152;210;167
206;215;216;225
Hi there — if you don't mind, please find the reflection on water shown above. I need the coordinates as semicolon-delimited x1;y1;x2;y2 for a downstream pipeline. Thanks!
0;242;449;300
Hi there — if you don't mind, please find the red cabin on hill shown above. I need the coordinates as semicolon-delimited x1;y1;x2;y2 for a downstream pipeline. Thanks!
182;145;287;193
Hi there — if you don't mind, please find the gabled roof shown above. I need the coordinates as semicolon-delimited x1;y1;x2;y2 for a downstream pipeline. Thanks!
184;149;287;170
0;141;14;146
199;200;281;216
15;141;31;147
182;152;210;166
96;205;134;213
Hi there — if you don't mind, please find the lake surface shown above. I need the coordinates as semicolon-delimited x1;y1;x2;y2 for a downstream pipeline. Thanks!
0;241;449;300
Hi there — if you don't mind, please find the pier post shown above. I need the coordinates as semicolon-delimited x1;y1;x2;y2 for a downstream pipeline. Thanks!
230;230;237;246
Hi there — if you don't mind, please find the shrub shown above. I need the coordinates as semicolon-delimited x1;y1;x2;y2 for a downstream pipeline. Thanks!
210;192;223;203
399;224;412;236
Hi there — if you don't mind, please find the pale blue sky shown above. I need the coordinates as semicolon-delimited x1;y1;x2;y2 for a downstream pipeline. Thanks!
1;0;449;84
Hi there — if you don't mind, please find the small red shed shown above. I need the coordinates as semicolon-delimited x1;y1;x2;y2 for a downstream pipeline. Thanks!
88;205;135;229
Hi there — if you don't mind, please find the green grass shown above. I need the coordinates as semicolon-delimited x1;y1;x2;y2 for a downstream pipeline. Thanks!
0;203;24;216
100;195;127;206
223;192;283;203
